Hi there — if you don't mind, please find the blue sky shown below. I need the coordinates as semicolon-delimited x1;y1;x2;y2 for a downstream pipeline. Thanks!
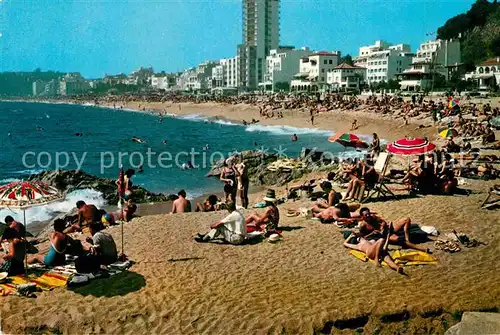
1;0;475;78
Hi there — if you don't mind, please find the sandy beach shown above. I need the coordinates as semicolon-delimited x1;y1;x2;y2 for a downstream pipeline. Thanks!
2;176;499;334
1;99;499;334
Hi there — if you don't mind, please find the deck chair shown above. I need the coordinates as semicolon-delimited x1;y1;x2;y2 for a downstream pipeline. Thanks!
360;152;397;203
481;185;500;209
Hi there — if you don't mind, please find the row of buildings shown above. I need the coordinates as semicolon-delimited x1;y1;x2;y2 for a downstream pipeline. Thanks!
31;0;500;96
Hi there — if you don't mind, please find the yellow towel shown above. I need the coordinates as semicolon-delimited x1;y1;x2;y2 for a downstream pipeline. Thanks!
349;249;437;266
392;250;438;266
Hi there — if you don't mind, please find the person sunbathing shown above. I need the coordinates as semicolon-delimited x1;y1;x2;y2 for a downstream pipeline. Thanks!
245;190;279;234
311;182;341;213
0;228;26;276
343;232;403;273
28;219;67;267
359;208;431;253
402;156;424;186
314;202;360;224
196;194;219;212
64;200;101;234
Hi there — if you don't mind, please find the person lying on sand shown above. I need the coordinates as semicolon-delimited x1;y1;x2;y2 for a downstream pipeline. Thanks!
313;203;360;224
194;202;246;245
171;190;191;214
196;195;219;212
65;200;101;234
311;182;342;213
245;190;279;234
28;219;67;267
358;207;431;253
343;232;403;274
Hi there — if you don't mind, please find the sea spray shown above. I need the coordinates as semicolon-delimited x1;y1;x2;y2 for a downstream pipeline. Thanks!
0;189;106;225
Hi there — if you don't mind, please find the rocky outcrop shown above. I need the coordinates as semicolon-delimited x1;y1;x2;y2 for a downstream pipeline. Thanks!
205;149;338;187
29;170;171;204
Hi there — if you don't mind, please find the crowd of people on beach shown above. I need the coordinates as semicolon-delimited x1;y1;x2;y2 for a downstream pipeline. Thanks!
2;89;498;279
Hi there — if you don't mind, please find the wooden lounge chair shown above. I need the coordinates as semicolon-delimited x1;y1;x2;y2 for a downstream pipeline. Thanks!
481;185;500;209
360;152;397;203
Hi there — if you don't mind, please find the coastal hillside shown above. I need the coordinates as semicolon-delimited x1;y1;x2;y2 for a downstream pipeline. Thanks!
437;0;500;69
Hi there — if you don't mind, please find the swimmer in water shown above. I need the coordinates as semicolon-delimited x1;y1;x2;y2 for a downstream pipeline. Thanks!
162;140;168;145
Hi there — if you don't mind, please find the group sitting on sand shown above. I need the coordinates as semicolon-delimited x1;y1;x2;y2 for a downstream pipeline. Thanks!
195;189;280;245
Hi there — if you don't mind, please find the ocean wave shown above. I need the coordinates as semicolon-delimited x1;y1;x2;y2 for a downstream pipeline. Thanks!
214;119;238;126
12;168;46;175
0;188;106;226
0;178;19;184
245;124;333;136
178;114;205;121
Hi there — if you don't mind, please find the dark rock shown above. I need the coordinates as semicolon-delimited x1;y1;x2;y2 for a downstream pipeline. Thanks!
29;170;169;204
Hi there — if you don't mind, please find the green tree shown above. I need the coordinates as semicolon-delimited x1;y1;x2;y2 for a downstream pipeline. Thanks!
274;82;290;91
339;54;354;66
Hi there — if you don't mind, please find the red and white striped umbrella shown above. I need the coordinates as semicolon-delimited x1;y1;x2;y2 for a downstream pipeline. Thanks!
387;137;436;156
0;181;64;209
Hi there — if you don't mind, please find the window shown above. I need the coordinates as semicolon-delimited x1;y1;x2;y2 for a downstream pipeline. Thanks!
329;60;333;64
324;60;327;65
322;69;325;73
321;77;325;81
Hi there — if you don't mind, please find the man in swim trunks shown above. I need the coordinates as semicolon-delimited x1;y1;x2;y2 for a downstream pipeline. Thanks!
313;203;361;224
358;207;431;253
171;190;191;213
64;200;101;234
311;181;342;213
343;232;403;274
28;219;67;266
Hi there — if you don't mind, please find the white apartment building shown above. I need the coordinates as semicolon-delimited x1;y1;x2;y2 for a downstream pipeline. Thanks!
290;51;341;91
151;74;176;91
238;0;280;90
59;73;91;96
399;39;461;91
126;67;154;86
179;61;217;91
211;56;240;89
326;63;366;90
259;46;312;92
464;57;500;90
354;40;412;86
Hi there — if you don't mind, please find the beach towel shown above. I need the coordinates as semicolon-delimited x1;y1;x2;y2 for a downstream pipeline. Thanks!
348;249;437;267
0;269;72;296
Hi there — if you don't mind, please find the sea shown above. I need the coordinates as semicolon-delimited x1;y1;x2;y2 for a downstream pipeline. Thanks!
0;101;365;225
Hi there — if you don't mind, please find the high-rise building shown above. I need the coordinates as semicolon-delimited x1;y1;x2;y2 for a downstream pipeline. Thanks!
238;0;280;90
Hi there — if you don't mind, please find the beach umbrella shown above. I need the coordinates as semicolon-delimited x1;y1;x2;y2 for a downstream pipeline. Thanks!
0;180;65;271
328;133;369;149
387;137;436;156
439;128;459;139
448;99;459;109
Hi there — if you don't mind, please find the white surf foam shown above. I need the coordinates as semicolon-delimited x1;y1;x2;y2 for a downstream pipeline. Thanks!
0;177;19;184
245;124;333;136
214;119;238;126
12;168;45;176
0;188;106;225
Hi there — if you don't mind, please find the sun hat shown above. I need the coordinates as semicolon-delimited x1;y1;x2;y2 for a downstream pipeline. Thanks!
263;189;277;202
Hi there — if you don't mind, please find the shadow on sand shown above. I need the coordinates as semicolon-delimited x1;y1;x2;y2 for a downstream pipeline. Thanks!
68;271;146;297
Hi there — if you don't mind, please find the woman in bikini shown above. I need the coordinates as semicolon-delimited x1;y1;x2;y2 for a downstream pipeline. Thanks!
246;190;280;234
343;232;403;274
